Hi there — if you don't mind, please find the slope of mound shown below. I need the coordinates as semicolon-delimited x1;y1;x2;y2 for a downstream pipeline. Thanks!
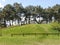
1;24;57;36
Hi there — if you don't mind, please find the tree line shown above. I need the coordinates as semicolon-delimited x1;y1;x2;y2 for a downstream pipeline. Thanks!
0;3;60;27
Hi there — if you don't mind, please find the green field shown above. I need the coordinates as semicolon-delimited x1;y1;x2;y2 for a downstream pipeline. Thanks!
0;24;60;45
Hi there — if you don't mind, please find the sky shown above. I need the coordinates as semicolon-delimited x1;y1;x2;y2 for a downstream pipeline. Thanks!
0;0;60;8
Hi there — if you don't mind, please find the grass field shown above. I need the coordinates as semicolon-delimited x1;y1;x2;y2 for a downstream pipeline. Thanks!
0;24;60;45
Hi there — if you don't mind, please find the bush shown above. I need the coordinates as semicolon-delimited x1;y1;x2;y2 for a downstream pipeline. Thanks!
51;22;60;32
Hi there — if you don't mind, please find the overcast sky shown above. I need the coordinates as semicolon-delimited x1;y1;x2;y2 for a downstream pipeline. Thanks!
0;0;60;8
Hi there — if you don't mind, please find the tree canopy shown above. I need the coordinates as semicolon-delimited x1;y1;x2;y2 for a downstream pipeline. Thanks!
0;3;60;22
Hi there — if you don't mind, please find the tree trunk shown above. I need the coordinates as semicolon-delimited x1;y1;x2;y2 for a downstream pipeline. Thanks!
28;16;30;24
4;20;6;27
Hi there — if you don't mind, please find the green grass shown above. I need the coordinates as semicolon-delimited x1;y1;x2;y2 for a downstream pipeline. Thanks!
1;24;58;36
0;35;60;45
0;24;60;45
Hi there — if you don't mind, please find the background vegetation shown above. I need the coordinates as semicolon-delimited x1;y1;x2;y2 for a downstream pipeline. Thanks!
0;2;60;45
0;3;60;27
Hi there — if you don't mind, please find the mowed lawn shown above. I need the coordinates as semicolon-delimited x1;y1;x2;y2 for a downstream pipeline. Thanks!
0;24;60;45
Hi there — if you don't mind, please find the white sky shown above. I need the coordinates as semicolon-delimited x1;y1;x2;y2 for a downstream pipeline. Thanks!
0;3;3;8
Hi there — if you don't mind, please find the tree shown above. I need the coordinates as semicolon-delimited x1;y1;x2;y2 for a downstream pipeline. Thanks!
58;8;60;13
25;5;35;24
1;4;15;27
0;8;2;18
35;6;43;14
52;4;60;22
13;3;24;13
25;5;43;24
57;8;60;23
3;4;15;20
13;3;25;25
0;8;2;27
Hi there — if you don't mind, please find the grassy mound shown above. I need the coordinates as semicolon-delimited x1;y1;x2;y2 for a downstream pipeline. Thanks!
0;24;60;45
0;24;57;36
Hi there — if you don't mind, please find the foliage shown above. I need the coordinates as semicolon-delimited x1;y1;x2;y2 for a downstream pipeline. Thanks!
0;3;60;27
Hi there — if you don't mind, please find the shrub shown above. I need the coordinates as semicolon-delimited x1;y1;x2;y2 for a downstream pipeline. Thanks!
51;22;60;32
